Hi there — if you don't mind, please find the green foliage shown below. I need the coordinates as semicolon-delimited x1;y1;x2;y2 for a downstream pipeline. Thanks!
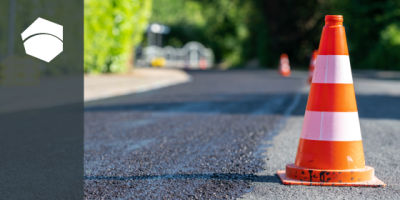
243;0;335;67
151;0;400;70
84;0;151;73
381;23;400;46
333;0;400;70
150;0;336;67
150;0;253;66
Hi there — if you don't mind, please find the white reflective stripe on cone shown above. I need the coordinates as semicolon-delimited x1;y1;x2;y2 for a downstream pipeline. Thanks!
300;111;362;141
312;55;353;84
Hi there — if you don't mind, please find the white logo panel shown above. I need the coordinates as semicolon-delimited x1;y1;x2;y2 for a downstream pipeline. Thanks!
21;18;63;62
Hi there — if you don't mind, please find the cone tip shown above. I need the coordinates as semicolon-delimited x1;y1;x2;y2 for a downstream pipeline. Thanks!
325;15;343;22
325;15;343;26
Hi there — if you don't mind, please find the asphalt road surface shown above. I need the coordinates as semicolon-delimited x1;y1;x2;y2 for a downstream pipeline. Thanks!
84;70;400;199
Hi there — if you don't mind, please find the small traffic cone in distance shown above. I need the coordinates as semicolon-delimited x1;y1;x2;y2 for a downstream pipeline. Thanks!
277;15;386;187
279;53;291;77
308;50;318;84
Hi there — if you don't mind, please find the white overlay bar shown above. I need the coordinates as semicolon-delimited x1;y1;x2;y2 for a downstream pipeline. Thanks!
300;111;362;141
312;55;353;84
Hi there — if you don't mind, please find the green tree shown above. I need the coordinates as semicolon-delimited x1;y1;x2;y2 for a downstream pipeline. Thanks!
150;0;400;70
84;0;151;73
151;0;253;67
333;0;400;70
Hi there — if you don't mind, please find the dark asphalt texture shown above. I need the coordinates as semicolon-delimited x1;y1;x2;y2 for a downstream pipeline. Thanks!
84;70;305;199
84;70;400;199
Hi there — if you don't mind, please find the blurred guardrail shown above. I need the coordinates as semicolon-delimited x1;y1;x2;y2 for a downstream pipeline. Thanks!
136;41;214;69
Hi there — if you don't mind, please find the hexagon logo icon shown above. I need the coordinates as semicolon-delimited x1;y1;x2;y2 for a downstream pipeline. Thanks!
21;18;63;62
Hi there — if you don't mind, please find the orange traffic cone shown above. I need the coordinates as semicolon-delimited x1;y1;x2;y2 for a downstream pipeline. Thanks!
277;15;386;187
279;53;291;77
307;50;318;84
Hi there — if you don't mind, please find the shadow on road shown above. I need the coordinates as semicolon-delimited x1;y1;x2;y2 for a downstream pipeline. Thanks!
291;94;400;120
85;94;400;120
84;173;281;183
352;70;400;81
